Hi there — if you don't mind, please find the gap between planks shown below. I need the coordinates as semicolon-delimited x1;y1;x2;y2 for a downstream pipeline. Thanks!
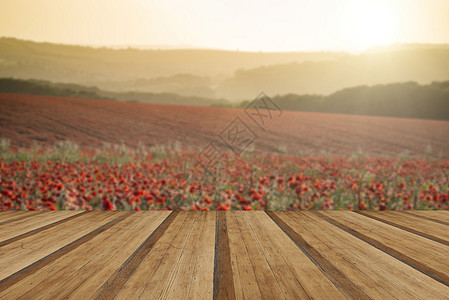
0;211;88;248
0;212;133;293
0;211;448;299
315;211;449;287
356;211;449;246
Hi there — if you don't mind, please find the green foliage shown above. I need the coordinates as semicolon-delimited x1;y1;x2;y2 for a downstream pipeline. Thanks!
268;81;449;121
0;77;233;107
0;78;114;100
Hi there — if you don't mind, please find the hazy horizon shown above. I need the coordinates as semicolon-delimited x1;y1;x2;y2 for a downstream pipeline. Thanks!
1;0;449;52
4;36;449;54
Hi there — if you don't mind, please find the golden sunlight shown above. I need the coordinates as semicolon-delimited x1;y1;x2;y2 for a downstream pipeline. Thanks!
1;0;448;52
340;2;399;50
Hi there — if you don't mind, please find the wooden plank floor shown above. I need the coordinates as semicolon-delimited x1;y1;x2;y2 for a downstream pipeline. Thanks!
0;211;448;299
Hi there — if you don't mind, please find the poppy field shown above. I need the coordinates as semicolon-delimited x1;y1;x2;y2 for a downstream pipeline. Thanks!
1;93;449;211
2;93;449;158
1;142;448;211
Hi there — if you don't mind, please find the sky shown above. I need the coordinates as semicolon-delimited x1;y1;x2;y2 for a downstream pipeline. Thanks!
1;0;448;52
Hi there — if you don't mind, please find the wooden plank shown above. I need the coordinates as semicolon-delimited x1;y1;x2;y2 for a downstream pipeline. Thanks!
0;211;87;245
0;211;20;218
165;211;216;300
0;211;170;299
421;210;449;220
227;211;261;299
389;210;449;231
0;212;44;224
228;211;285;299
0;211;123;282
114;211;212;299
95;211;178;299
0;211;448;298
318;211;449;286
268;212;368;300
247;212;346;299
64;211;171;300
214;211;234;300
275;211;449;299
0;211;32;221
358;211;449;245
406;211;449;226
227;212;347;299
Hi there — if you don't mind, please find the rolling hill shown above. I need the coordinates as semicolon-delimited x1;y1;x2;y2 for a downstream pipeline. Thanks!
2;38;449;100
0;37;343;98
217;47;449;99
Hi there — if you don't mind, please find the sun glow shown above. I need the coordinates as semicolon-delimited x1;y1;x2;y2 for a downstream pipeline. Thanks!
339;2;399;51
1;0;449;52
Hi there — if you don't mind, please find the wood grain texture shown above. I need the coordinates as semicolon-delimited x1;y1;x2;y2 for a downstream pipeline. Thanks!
406;211;449;226
165;211;216;300
114;211;216;300
245;212;346;299
95;211;179;299
0;212;131;293
0;211;17;217
318;211;449;286
228;211;285;299
268;211;368;299
0;211;448;299
0;211;170;299
0;211;44;225
0;211;87;246
100;211;186;298
274;211;449;299
0;211;25;219
358;211;449;245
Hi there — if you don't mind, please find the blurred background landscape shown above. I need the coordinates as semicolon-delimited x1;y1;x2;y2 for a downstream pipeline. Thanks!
1;37;449;157
0;0;448;210
1;38;449;116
